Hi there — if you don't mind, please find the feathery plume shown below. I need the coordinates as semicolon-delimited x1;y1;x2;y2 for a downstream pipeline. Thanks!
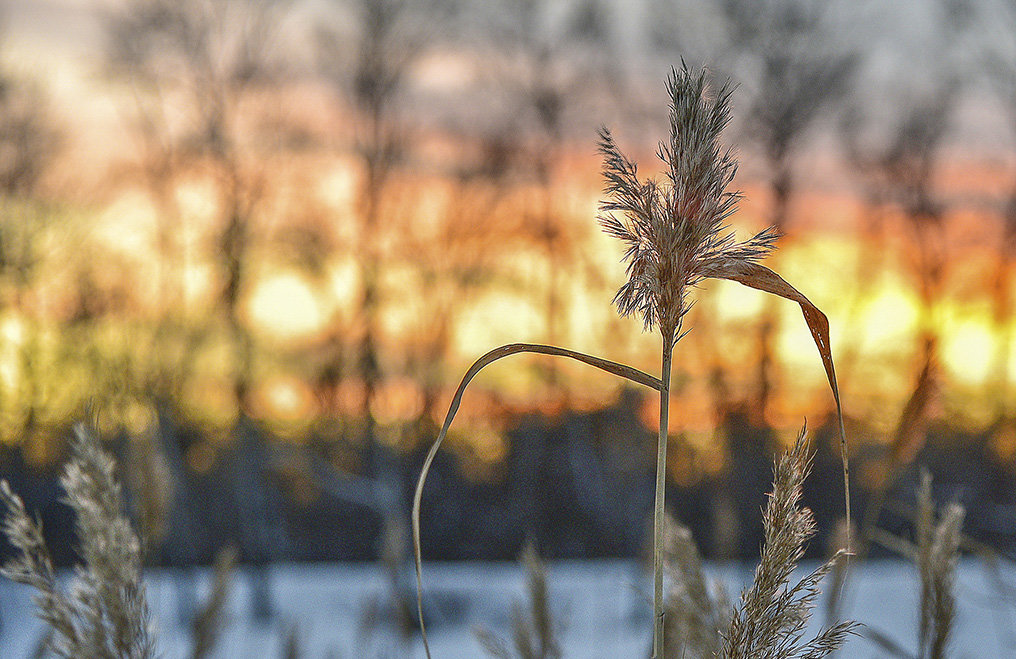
598;67;778;342
721;427;858;659
661;517;730;659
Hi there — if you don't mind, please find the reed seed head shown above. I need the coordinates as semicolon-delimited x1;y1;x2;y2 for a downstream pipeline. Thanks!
599;64;779;343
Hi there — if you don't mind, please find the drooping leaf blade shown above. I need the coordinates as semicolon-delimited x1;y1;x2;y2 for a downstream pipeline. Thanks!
412;343;662;658
715;261;851;552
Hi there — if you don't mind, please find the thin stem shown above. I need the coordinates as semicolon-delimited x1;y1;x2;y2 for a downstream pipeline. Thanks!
653;331;674;659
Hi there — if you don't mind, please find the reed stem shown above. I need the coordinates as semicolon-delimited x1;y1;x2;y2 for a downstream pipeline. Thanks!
653;331;674;658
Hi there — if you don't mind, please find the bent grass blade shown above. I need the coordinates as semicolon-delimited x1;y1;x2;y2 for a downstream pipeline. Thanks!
412;343;662;658
717;261;851;552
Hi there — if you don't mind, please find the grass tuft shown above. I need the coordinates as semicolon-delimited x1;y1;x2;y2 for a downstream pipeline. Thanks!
475;542;562;659
916;470;963;659
191;545;238;659
866;469;965;659
660;517;730;659
0;424;154;658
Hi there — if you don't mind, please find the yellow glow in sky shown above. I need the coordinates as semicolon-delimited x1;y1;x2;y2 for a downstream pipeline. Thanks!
0;315;26;346
246;272;324;340
456;292;543;357
257;375;315;421
99;191;156;257
942;321;994;386
860;286;920;347
712;279;766;322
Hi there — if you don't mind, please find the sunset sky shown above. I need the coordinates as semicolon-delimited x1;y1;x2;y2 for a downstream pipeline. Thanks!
1;0;1015;465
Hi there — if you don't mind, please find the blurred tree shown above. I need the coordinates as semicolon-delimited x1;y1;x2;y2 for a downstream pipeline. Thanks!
840;0;975;552
983;0;1016;421
0;74;60;198
316;0;456;644
715;0;857;420
317;0;453;447
857;0;973;473
881;86;957;468
0;49;64;457
103;0;294;409
401;173;516;438
474;0;619;391
103;0;298;623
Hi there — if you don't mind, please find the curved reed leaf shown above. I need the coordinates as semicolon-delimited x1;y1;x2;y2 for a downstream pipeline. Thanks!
716;261;851;552
412;343;663;658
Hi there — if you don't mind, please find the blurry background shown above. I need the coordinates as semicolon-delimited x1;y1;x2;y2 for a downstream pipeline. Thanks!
0;0;1016;648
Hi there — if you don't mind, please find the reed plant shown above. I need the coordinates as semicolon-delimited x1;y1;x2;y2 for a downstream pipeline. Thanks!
660;515;730;658
867;469;964;659
413;64;849;658
721;428;857;658
475;542;562;659
191;545;238;659
0;424;244;659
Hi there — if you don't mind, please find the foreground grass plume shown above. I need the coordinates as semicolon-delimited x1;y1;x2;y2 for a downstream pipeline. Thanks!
191;545;238;659
413;64;848;659
916;477;963;659
0;424;154;658
721;428;857;658
660;516;730;658
662;430;856;659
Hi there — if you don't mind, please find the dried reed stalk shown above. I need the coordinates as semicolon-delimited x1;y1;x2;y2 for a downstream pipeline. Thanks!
475;542;562;659
663;429;856;659
661;516;730;659
191;545;238;659
599;65;848;657
413;64;848;659
866;469;964;659
413;343;661;656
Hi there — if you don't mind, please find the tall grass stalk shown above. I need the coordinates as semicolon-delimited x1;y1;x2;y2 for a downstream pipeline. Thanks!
661;516;730;658
867;469;964;659
413;65;848;659
191;545;237;659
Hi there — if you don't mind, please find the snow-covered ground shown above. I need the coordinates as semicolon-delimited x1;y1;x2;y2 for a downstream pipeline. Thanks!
0;559;1013;657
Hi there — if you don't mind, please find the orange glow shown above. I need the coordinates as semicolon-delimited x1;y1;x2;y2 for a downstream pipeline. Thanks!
316;161;359;212
175;182;218;222
713;279;766;322
326;260;359;317
7;2;1016;462
254;375;317;422
98;191;158;259
182;264;214;307
0;315;27;347
370;378;425;425
456;291;544;357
